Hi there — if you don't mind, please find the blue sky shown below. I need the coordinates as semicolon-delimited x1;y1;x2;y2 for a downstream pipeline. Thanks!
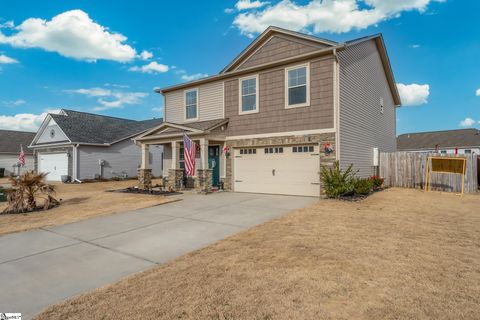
0;0;479;134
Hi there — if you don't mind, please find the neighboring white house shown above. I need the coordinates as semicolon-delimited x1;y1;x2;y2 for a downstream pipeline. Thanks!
29;109;164;181
397;129;480;155
0;130;35;177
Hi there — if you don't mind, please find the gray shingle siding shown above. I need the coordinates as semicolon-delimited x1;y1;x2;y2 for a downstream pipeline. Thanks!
77;139;163;180
338;39;396;177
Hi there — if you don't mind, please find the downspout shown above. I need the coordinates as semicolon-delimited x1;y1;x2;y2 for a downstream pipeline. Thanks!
333;47;341;163
73;144;82;183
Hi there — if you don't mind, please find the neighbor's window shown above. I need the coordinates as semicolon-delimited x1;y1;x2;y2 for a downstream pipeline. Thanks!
286;64;309;108
185;89;198;120
464;149;472;154
240;76;258;114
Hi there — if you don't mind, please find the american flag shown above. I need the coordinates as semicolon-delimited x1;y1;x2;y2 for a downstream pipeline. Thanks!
19;145;25;167
183;133;196;176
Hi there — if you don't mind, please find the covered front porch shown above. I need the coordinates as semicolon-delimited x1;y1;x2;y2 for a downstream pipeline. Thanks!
134;119;229;193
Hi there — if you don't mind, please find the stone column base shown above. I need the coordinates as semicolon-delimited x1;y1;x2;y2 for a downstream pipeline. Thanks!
195;169;213;194
138;168;152;190
167;169;184;191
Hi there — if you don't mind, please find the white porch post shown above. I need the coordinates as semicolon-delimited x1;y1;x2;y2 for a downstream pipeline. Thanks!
171;141;178;169
141;143;149;169
200;138;209;170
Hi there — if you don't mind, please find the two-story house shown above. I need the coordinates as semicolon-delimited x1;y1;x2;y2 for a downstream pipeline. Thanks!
134;26;401;197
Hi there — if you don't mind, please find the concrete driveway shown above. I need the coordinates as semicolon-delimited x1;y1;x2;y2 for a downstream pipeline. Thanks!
0;192;315;319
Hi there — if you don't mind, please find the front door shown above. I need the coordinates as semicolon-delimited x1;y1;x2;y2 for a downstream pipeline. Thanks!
208;146;220;187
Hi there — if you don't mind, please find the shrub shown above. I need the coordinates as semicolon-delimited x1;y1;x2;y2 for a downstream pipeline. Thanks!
353;178;374;195
321;161;356;198
368;176;384;190
2;171;59;214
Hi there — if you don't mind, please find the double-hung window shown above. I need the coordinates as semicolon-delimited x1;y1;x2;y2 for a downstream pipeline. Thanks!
239;75;258;114
185;89;198;121
286;64;310;108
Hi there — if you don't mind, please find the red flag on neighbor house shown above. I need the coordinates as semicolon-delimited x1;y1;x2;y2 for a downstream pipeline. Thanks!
19;145;25;167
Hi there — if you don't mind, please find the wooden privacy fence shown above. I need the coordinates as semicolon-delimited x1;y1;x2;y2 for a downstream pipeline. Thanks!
379;152;478;193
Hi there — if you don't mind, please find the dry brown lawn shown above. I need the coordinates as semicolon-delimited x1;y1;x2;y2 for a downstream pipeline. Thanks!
35;188;480;320
0;178;175;236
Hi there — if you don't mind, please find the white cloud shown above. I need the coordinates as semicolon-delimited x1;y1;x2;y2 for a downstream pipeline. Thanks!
0;54;18;64
0;109;60;131
0;10;137;62
397;83;430;106
0;20;14;29
181;73;209;81
476;88;480;96
233;0;444;37
236;0;270;10
139;50;153;60
459;118;476;128
129;61;169;74
225;8;235;14
410;44;421;48
2;99;26;107
65;87;148;111
152;107;162;112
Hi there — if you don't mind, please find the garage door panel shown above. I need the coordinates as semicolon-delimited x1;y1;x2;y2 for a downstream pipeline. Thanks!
234;146;319;197
39;153;68;181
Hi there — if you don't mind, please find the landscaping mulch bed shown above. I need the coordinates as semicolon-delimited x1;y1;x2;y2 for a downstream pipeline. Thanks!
109;187;182;196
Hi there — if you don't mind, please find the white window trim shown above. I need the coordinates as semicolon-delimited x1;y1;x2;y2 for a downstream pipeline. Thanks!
285;63;310;109
238;75;259;115
184;88;199;122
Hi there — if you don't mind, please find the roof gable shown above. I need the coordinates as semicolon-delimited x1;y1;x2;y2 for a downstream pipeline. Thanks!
221;26;336;73
135;119;228;141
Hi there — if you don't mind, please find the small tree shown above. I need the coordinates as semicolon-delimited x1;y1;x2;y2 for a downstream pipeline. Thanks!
321;161;357;198
2;171;59;214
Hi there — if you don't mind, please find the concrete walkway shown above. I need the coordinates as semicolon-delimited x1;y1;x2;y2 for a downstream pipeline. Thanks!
0;192;316;319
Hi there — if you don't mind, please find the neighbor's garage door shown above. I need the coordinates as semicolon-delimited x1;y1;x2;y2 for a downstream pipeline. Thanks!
38;153;68;181
234;145;320;197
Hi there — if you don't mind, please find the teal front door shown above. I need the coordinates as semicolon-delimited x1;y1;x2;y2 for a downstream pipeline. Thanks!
208;146;220;187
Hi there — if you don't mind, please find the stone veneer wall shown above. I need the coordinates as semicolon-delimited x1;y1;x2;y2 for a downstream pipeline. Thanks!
224;132;336;197
33;146;74;178
195;169;213;193
138;168;152;189
166;169;184;190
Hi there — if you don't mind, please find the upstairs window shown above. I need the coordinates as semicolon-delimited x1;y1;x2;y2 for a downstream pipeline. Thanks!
185;89;198;120
239;76;258;114
286;64;310;108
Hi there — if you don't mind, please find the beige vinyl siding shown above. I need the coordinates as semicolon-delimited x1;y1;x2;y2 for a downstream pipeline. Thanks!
164;81;224;124
338;39;396;177
236;34;328;71
225;55;335;136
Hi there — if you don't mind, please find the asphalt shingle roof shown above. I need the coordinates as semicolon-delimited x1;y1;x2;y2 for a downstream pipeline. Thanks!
49;109;163;145
397;129;480;150
0;130;36;154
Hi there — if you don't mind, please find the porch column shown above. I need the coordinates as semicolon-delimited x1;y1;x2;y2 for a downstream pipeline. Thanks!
195;138;212;193
200;138;209;170
138;143;152;190
171;141;178;169
141;143;149;169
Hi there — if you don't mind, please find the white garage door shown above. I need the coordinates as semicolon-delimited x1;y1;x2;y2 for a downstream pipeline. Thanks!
234;145;320;197
39;153;68;181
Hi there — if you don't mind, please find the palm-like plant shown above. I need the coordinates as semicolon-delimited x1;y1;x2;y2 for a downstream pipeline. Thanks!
2;171;59;214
